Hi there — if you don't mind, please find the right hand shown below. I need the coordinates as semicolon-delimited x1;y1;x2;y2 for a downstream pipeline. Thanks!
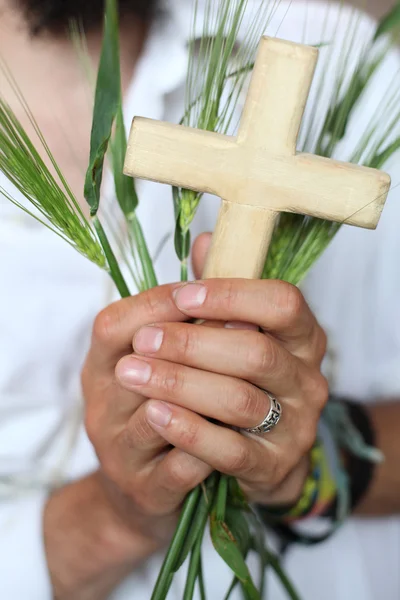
82;280;213;545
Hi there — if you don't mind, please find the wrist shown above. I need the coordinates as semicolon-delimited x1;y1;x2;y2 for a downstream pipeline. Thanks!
43;472;161;599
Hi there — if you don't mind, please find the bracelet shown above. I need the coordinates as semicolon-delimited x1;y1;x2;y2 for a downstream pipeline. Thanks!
260;438;337;524
258;397;380;548
328;398;379;512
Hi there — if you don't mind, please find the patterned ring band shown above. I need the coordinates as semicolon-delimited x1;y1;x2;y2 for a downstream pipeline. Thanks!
243;392;282;436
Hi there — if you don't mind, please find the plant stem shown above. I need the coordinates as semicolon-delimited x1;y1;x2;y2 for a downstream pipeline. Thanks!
128;212;158;289
181;258;189;282
215;474;229;521
198;554;207;600
223;577;239;600
263;548;302;600
183;523;207;600
174;473;218;570
93;216;130;298
151;486;201;600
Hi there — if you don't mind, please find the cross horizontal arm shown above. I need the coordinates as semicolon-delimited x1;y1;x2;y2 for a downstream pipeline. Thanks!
124;117;390;229
124;117;233;196
230;152;391;229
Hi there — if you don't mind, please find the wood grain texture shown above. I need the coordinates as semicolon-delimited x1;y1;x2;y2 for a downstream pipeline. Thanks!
124;36;391;280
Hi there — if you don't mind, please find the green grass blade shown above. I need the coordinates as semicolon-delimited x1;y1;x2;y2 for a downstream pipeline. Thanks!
93;216;130;297
110;104;158;289
151;486;202;600
0;93;105;268
84;0;121;216
110;104;139;216
374;1;400;40
183;528;206;600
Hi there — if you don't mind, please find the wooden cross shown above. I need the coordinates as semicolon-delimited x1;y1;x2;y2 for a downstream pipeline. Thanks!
124;37;391;279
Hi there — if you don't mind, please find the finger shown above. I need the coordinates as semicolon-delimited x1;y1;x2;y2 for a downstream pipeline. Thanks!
172;279;326;365
191;232;212;280
148;448;212;512
115;354;275;429
144;400;266;481
86;390;170;473
132;322;311;399
89;283;186;371
146;401;319;496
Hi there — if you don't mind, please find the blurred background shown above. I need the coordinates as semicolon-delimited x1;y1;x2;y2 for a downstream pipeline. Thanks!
350;0;397;18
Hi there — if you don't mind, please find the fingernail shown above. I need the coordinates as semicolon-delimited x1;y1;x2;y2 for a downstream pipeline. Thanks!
225;321;259;331
174;283;207;309
134;326;164;353
118;357;152;385
146;401;172;428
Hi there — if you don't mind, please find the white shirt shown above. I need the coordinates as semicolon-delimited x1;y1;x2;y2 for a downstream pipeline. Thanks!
0;1;399;598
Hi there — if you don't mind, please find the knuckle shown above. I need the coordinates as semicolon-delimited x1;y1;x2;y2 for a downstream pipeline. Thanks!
316;374;329;409
165;457;198;492
235;384;260;421
178;420;200;448
216;280;239;312
97;444;120;483
316;326;328;363
297;419;317;455
305;372;329;411
268;449;288;487
92;305;119;346
278;282;305;326
140;289;161;322
156;364;185;397
244;337;277;375
84;404;103;447
126;413;153;449
226;443;252;475
174;326;196;359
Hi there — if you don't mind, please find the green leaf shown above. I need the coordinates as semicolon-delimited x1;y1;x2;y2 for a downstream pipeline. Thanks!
198;555;207;600
172;186;181;219
368;137;400;169
225;506;251;556
110;104;139;216
227;477;250;510
374;2;400;40
174;211;191;261
262;547;302;600
84;0;121;216
323;55;382;146
183;531;205;600
210;515;260;600
0;81;105;268
223;577;240;600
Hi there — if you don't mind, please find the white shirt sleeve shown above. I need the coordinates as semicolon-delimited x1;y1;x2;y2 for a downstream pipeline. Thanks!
0;493;52;599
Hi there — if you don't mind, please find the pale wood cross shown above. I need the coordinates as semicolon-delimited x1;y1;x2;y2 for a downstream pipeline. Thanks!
124;37;391;279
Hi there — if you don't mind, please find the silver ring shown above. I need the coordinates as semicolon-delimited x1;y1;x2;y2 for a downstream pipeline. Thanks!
243;392;282;436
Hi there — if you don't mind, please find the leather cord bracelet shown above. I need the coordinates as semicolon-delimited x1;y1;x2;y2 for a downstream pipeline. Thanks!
339;399;377;512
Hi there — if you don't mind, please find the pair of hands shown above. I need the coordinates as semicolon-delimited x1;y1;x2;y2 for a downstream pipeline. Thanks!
82;234;328;545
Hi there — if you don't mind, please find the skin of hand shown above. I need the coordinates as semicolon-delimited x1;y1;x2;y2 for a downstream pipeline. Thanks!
82;233;328;541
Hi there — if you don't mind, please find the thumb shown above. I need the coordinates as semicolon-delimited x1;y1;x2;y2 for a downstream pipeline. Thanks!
191;232;212;280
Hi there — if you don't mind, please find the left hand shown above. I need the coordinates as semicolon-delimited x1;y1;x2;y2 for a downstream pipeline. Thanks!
115;234;328;507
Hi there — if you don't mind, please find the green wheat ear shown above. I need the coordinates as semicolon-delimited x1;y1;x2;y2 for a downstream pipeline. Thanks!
0;67;106;269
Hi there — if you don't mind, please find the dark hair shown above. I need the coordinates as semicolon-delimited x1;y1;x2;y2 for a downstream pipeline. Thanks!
19;0;158;35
